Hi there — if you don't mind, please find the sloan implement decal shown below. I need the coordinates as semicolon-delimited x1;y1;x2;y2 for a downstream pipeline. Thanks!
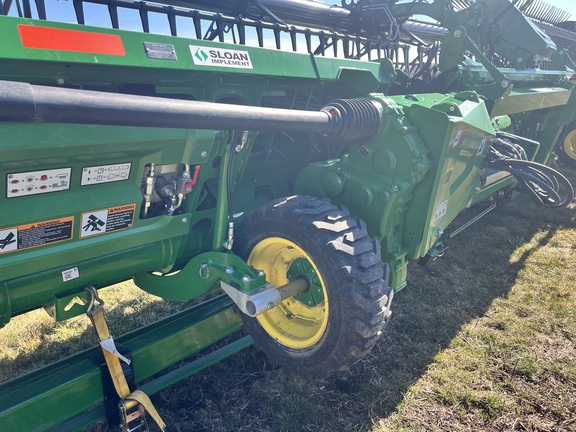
18;25;126;56
190;45;253;69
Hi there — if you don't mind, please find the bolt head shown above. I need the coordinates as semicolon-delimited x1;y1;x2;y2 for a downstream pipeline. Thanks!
242;275;252;282
225;266;234;274
181;217;188;224
200;151;208;159
267;302;275;310
454;29;462;38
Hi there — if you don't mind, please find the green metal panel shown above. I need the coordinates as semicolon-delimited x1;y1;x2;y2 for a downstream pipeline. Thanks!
295;91;495;291
491;87;571;117
399;93;495;259
0;16;390;92
0;123;218;321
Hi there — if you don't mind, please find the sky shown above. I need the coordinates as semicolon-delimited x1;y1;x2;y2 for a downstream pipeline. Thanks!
5;1;576;34
551;0;576;19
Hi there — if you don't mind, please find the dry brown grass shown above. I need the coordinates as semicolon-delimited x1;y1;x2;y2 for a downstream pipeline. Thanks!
1;166;575;432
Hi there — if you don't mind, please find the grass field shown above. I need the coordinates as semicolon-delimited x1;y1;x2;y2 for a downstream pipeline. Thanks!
1;166;575;432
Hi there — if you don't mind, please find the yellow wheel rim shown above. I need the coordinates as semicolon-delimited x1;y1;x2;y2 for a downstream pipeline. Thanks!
563;129;576;160
247;237;329;349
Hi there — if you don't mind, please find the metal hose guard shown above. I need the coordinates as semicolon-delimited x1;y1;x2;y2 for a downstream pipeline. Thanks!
322;98;382;143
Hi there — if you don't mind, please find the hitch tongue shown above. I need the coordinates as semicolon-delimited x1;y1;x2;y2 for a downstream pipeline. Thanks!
220;278;308;317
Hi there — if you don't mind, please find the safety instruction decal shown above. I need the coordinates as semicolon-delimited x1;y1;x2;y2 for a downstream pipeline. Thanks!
80;204;136;238
434;200;448;222
7;167;71;198
0;217;74;254
451;127;469;148
81;163;131;186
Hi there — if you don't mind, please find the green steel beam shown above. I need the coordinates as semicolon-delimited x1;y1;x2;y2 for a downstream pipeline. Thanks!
0;295;247;432
0;16;388;90
51;336;253;432
491;87;572;117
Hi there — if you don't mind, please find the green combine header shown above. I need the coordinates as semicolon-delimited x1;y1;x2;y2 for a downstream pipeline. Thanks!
0;0;574;430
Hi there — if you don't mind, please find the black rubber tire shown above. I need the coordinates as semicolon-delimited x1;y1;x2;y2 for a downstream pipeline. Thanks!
234;195;393;378
556;121;576;168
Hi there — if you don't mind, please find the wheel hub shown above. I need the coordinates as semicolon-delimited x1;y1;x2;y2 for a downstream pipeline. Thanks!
563;129;576;160
247;237;329;349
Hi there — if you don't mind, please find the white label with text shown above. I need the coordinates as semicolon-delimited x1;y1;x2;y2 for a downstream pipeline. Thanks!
190;45;253;69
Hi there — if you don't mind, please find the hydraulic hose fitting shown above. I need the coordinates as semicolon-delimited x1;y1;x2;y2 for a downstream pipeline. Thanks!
142;163;156;219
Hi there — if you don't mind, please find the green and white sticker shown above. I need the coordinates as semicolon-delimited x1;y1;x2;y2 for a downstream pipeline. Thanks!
190;45;253;69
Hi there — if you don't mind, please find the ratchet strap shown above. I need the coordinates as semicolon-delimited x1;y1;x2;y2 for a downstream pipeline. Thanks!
85;286;166;432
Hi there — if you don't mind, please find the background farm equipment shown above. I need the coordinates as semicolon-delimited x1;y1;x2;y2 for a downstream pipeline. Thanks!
0;0;575;430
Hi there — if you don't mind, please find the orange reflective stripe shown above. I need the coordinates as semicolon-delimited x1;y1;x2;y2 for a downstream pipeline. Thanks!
18;25;126;55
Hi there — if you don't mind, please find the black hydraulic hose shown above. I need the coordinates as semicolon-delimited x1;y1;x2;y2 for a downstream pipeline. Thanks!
0;81;382;143
0;80;331;133
491;160;560;206
489;152;574;208
226;132;237;230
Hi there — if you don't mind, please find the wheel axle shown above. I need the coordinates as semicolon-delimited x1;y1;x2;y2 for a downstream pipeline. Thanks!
220;278;309;318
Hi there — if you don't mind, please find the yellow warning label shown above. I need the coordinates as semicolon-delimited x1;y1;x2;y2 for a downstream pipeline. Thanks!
0;216;74;254
109;204;136;214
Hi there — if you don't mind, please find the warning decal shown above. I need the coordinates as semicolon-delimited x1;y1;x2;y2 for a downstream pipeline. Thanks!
0;217;74;254
81;204;136;238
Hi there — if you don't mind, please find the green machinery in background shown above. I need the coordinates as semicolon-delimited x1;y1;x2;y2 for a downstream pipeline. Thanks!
0;0;575;430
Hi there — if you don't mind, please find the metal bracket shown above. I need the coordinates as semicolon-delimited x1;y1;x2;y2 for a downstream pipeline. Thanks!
220;282;281;317
43;290;92;322
440;26;512;100
134;251;266;300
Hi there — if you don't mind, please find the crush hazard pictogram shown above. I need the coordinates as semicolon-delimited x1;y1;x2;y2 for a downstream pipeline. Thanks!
83;214;106;233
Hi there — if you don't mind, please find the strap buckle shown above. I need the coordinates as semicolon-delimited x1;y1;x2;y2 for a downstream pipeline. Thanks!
120;400;149;432
84;285;167;432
